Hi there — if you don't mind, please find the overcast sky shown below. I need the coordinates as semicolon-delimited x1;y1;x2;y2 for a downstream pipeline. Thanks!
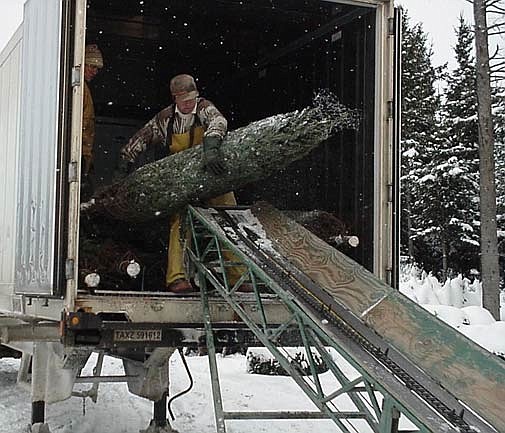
0;0;24;54
397;0;473;69
0;0;494;71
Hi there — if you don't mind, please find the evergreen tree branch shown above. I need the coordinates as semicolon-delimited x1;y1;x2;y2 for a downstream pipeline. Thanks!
85;91;360;222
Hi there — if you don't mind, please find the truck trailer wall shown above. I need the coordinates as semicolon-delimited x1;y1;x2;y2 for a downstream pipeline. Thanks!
15;0;63;296
0;27;22;309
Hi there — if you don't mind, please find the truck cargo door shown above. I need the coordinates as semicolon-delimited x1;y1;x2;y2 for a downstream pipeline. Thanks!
14;0;71;296
391;6;402;289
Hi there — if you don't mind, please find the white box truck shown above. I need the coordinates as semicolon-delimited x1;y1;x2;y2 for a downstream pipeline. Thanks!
0;0;399;430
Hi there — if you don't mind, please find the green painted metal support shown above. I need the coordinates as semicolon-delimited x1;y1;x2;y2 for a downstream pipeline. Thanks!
378;398;404;433
200;276;227;433
186;206;490;433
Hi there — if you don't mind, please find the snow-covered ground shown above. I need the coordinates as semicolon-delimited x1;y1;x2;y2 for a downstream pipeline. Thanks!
1;270;504;433
400;266;505;357
1;350;361;433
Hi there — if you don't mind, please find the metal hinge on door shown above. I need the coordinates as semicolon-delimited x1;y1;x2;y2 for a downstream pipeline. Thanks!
387;100;394;119
387;184;394;203
65;259;75;280
388;17;395;36
71;66;81;87
68;161;78;183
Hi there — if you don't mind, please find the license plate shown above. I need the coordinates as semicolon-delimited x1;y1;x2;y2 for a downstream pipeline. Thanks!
114;329;162;342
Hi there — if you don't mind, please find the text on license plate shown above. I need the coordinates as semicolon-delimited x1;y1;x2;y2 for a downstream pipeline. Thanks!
114;329;162;342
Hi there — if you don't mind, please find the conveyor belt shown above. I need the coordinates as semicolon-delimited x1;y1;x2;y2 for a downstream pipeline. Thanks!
188;205;501;433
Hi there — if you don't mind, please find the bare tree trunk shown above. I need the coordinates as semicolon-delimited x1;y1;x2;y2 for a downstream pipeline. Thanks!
473;0;500;319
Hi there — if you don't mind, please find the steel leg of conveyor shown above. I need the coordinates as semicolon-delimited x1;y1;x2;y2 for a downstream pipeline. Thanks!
200;279;227;433
379;397;402;433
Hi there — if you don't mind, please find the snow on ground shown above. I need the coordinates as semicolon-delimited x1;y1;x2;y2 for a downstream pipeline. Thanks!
1;350;366;433
400;266;505;357
1;268;504;432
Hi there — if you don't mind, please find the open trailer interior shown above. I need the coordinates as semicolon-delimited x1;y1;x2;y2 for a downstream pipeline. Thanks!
0;0;396;308
80;0;379;291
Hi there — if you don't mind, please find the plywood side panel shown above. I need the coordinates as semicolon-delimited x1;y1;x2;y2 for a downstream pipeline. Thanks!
252;203;505;432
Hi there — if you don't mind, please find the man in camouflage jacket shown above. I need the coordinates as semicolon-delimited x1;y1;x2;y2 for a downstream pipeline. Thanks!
118;74;243;293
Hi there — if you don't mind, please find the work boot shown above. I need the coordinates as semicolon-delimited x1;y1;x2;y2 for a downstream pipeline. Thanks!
167;279;193;294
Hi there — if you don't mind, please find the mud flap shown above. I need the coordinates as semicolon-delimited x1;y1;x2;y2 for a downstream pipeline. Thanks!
123;347;175;401
31;342;84;404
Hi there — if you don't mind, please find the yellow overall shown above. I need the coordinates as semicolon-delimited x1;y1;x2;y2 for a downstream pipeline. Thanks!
165;127;244;287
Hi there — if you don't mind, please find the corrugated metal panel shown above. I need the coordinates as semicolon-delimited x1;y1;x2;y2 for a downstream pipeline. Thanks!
0;27;23;296
15;0;62;295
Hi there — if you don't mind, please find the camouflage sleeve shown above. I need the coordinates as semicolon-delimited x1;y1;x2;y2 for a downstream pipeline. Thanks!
198;99;228;139
120;107;172;162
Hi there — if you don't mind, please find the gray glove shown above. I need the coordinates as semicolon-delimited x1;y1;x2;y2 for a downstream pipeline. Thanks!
202;136;226;176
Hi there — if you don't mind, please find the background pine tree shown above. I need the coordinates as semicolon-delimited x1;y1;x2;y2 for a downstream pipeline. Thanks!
401;14;484;277
493;85;505;278
400;11;441;269
421;16;480;276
